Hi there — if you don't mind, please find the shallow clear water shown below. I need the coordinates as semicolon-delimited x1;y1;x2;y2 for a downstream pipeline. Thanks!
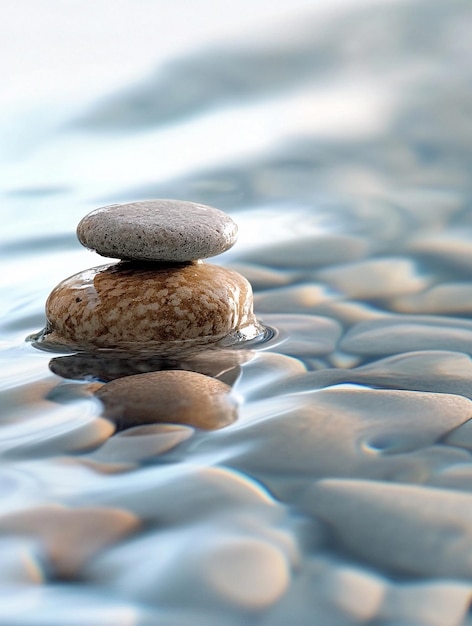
2;0;472;624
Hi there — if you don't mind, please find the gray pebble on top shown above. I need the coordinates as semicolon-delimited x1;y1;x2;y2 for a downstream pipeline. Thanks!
76;199;238;262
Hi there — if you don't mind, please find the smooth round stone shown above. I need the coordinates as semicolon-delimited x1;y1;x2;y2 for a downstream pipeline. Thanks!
191;388;472;482
315;257;429;299
268;350;472;399
0;505;139;579
381;580;472;626
202;537;290;609
408;230;472;272
392;283;472;315
254;283;338;314
78;465;276;524
87;424;194;464
303;479;472;578
76;199;238;262
37;261;262;354
259;556;384;626
87;514;291;611
95;370;238;430
340;315;472;355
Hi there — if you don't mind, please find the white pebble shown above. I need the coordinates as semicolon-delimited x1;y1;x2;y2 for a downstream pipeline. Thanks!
77;199;238;262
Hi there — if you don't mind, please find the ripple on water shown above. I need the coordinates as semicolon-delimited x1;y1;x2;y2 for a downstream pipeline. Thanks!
47;347;252;383
0;398;113;460
263;350;472;398
0;586;158;626
257;313;342;358
66;464;278;526
341;315;472;356
85;424;194;466
186;388;472;489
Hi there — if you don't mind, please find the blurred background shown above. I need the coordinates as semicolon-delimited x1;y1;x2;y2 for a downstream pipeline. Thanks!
3;0;471;239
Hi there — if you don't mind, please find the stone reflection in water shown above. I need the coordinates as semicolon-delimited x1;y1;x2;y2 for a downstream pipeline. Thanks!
94;370;238;431
48;347;252;383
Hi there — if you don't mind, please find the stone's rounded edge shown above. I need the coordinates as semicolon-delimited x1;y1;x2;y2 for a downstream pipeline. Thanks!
76;199;238;262
94;369;239;431
32;326;265;357
31;261;265;357
31;320;266;357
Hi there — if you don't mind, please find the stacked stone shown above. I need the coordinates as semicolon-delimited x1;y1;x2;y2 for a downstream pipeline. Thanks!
38;199;263;355
33;199;263;431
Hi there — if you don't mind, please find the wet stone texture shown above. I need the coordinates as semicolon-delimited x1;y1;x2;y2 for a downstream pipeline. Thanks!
38;261;262;354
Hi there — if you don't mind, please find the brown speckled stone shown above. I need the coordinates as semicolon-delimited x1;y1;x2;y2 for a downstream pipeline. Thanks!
76;199;238;262
37;261;262;354
95;370;238;430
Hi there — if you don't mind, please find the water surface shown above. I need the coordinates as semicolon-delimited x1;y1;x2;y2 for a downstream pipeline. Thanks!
2;0;472;624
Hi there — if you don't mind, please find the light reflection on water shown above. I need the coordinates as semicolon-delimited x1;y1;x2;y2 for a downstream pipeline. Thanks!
2;0;472;623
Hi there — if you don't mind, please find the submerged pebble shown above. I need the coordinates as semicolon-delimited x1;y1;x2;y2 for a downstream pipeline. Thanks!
76;199;238;262
259;313;342;357
87;424;194;465
37;261;262;353
0;505;140;579
254;283;338;313
237;233;368;268
94;370;238;430
286;350;472;398
392;282;472;314
87;513;292;611
315;257;429;299
341;315;472;355
303;478;472;578
191;388;472;481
